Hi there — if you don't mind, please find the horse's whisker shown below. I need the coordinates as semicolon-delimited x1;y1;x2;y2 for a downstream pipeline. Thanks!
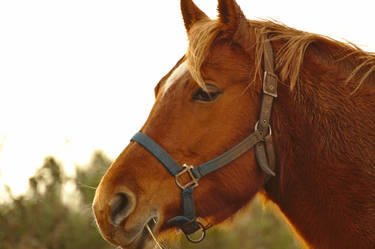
77;182;97;190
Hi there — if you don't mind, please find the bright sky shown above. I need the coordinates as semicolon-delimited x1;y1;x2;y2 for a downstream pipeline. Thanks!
1;0;374;197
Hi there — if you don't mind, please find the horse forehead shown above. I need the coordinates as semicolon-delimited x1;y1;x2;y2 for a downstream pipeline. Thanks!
161;61;188;96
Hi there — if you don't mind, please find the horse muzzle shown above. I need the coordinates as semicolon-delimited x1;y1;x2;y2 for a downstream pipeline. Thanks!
92;187;160;249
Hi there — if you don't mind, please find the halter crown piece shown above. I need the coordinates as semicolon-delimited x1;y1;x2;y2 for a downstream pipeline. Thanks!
131;40;278;243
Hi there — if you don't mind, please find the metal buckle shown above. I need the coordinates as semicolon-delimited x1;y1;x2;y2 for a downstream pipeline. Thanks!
255;121;272;137
263;71;278;98
175;164;199;190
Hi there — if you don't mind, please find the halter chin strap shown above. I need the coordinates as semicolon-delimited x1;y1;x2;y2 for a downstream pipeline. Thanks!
131;40;278;243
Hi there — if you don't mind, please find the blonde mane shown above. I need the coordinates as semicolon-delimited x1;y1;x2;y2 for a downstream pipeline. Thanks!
186;18;375;93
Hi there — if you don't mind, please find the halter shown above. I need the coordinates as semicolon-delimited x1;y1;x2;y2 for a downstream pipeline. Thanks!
131;40;278;243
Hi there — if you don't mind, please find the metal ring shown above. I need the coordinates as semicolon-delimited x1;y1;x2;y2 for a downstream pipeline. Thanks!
185;222;206;244
254;121;272;136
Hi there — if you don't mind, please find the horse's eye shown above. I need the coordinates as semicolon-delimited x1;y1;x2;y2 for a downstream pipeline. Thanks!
192;84;222;102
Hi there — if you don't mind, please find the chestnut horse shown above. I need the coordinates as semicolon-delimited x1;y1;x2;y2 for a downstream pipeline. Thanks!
93;0;375;248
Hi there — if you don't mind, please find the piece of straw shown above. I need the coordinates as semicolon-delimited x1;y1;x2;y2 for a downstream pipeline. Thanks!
145;219;164;249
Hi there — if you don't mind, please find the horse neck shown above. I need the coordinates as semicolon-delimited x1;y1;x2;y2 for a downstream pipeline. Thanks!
264;40;375;249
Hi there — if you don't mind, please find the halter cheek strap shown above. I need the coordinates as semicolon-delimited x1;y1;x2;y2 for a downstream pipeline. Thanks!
131;40;278;243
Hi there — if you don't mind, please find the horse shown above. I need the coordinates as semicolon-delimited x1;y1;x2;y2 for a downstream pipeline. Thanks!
92;0;375;248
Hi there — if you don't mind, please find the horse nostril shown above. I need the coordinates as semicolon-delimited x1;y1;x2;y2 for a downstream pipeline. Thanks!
109;193;134;226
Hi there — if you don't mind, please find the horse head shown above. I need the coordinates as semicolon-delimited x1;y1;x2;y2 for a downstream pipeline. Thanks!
92;1;271;248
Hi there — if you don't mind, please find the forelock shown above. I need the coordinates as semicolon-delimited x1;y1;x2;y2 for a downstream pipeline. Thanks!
186;19;220;88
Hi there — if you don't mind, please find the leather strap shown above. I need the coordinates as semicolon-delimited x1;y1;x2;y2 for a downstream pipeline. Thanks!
265;134;276;173
253;40;278;176
259;40;277;128
131;132;181;176
255;138;276;176
167;187;199;234
192;130;264;178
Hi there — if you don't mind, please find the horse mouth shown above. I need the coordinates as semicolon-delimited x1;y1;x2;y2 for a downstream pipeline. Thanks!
117;217;159;249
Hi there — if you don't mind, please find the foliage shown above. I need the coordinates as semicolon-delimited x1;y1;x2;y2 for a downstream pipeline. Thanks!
0;152;302;249
0;154;112;249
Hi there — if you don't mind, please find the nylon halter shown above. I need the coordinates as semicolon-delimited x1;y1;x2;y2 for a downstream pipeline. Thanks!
131;40;278;243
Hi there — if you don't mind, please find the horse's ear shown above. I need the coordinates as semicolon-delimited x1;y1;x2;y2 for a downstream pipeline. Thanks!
181;0;208;32
217;0;252;48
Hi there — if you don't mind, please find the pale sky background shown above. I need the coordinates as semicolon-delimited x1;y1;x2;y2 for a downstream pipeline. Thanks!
1;0;374;198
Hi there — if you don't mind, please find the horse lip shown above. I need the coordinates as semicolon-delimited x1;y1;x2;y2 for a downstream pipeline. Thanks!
114;215;159;249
